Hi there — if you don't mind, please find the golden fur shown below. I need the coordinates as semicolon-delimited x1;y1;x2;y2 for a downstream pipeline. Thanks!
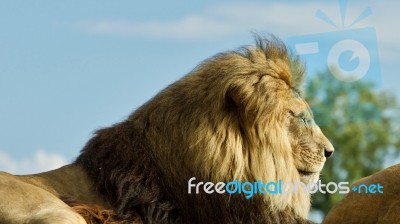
323;164;400;224
0;37;333;223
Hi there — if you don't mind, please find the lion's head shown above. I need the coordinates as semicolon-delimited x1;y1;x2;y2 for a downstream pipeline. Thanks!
76;37;333;223
288;94;334;184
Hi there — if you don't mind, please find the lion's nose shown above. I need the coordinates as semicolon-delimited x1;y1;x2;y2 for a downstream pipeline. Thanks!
324;144;334;158
324;149;333;158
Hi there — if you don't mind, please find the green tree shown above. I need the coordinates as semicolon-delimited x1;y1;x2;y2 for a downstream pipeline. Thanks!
306;70;400;216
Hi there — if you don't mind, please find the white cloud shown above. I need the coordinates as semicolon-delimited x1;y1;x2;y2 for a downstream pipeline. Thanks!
81;2;338;40
80;2;400;62
84;17;236;40
80;2;379;39
0;150;69;175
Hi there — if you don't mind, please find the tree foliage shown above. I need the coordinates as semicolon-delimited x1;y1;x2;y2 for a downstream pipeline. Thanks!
306;70;400;215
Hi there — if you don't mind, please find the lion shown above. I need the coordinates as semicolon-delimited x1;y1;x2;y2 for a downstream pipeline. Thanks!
0;37;333;224
323;164;400;224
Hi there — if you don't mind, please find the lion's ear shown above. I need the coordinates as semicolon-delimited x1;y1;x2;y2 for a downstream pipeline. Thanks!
225;84;261;125
225;86;240;110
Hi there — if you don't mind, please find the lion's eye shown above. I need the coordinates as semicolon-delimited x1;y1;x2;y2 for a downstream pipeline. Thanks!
289;110;309;125
298;113;308;125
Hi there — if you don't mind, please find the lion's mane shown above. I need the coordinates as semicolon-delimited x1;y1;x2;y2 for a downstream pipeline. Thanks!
75;37;310;223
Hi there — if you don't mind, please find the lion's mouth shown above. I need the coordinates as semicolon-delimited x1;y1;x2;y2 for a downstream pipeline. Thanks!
297;170;317;176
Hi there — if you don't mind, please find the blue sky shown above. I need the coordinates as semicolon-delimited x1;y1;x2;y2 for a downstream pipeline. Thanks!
1;0;399;174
